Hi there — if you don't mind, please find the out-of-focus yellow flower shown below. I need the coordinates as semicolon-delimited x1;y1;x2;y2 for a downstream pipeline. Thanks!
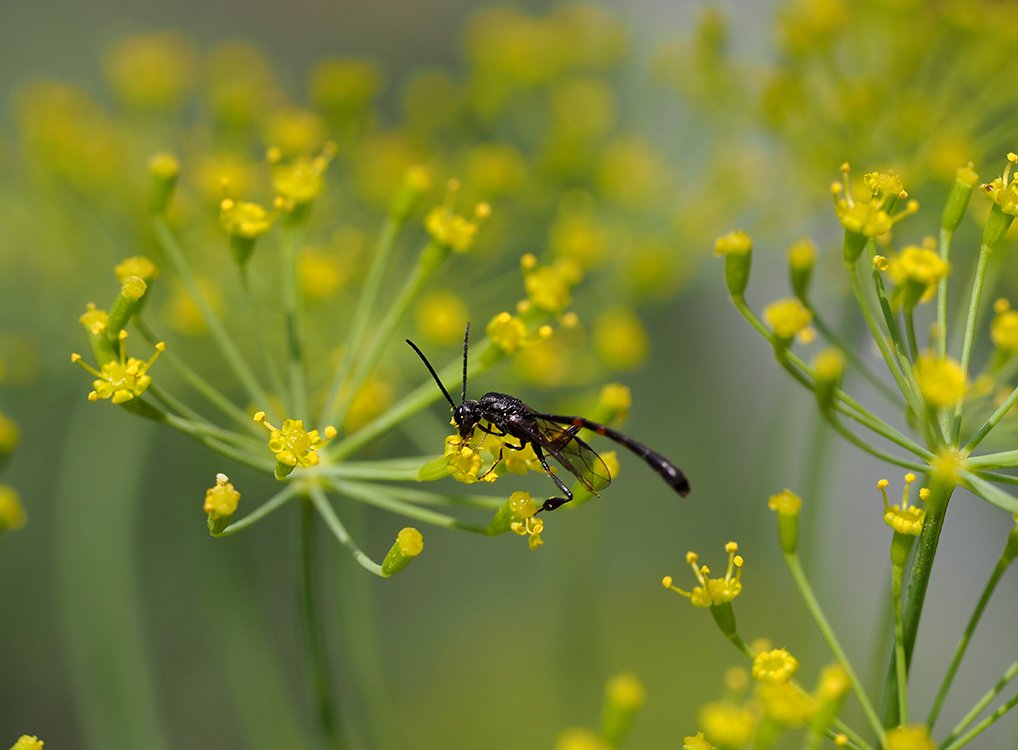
0;486;27;532
886;724;935;750
462;142;528;198
551;77;617;140
887;241;949;306
553;728;609;750
415;290;469;346
914;353;967;409
104;32;196;110
298;246;350;301
343;379;394;432
190;151;258;205
162;277;223;336
596;137;671;209
549;194;611;268
271;143;336;211
353;132;424;207
205;42;281;128
310;58;382;120
593;307;648;371
699;700;757;748
991;299;1018;354
264;106;329;159
763;297;813;342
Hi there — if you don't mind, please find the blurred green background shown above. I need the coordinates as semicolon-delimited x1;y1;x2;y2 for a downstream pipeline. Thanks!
2;1;1017;748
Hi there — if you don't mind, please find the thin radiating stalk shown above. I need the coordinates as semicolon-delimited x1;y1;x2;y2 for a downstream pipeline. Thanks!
952;244;993;442
942;662;1018;750
279;224;307;418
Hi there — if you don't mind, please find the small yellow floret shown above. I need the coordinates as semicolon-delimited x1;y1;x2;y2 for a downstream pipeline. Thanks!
879;473;926;536
443;433;484;483
395;527;424;557
914;353;967;409
991;299;1018;354
714;230;752;256
816;663;851;701
0;411;19;456
79;303;108;335
812;348;845;382
787;238;816;270
424;179;489;253
763;297;813;341
886;724;935;750
522;257;577;314
682;732;716;750
219;199;273;238
508;490;544;550
10;736;44;750
0;485;27;532
254;412;335;470
115;255;159;283
757;681;816;724
752;648;799;684
699;701;756;747
148;151;180;180
272;143;336;210
553;728;610;750
981;153;1018;216
663;542;744;608
204;472;241;519
73;339;165;404
606;672;645;710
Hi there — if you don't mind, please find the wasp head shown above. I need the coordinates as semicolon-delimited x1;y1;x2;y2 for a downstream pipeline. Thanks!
452;399;482;438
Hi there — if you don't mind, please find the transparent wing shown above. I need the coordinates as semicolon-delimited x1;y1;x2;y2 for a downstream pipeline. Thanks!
527;416;612;494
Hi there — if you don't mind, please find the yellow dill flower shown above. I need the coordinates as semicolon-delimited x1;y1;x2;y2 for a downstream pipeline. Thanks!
0;411;19;458
219;199;273;239
663;542;744;607
271;143;337;211
486;311;530;354
443;434;484;484
596;137;671;208
551;77;617;141
553;728;609;750
879;475;926;536
682;732;716;750
415;290;470;346
463;142;528;197
812;348;845;382
521;253;579;314
714;229;752;256
593;307;648;371
9;736;44;750
506;491;544;550
309;58;382;119
752;647;799;684
148;152;180;213
602;673;645;747
885;724;935;750
788;238;816;271
191;151;258;204
816;663;851;702
598;384;631;422
263;106;328;159
763;297;813;342
204;42;280;129
71;339;165;404
381;527;424;576
699;701;757;747
0;485;27;532
204;473;241;519
981;152;1018;217
79;303;108;337
914;353;967;409
115;255;159;284
990;299;1018;354
253;412;336;478
833;164;917;241
548;195;611;268
353;132;424;207
104;33;195;110
344;379;394;432
162;277;222;337
756;680;816;725
887;242;949;306
298;246;348;300
424;180;490;253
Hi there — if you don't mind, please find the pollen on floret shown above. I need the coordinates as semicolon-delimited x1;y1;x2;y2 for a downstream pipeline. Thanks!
115;255;159;283
443;434;484;483
833;165;917;239
885;724;935;750
914;352;967;409
752;648;799;684
879;473;926;536
507;490;544;550
79;303;108;335
714;229;752;256
767;488;802;516
763;297;813;342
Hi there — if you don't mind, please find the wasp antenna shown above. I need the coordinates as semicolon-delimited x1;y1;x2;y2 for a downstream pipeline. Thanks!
461;322;470;404
406;338;457;410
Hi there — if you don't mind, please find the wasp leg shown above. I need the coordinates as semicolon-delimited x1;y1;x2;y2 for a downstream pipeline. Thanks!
531;443;572;513
477;438;526;480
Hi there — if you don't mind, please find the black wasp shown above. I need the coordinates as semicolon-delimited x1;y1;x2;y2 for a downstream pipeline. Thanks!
406;323;690;513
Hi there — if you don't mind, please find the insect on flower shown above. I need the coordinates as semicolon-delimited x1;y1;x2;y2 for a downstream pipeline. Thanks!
406;324;690;512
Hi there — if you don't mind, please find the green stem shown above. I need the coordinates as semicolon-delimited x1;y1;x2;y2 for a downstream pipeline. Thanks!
952;243;993;443
296;499;346;749
941;663;1018;750
937;227;953;360
280;224;307;418
308;485;385;576
927;556;1012;729
784;553;886;741
962;380;1018;452
151;218;276;417
159;412;274;472
214;484;301;537
325;247;435;430
903;307;920;363
958;471;1018;514
819;408;928;472
881;485;953;727
135;315;255;431
327;479;492;533
331;479;504;509
239;265;287;406
320;457;435;482
318;217;401;427
891;564;908;725
829;722;874;750
811;310;899;404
